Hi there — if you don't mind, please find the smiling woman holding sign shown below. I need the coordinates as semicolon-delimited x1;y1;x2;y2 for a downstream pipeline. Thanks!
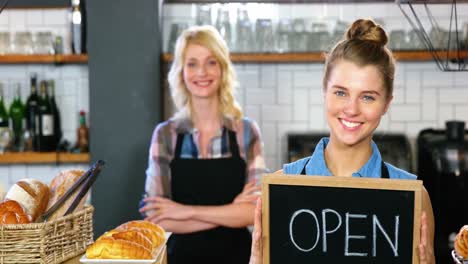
249;19;435;264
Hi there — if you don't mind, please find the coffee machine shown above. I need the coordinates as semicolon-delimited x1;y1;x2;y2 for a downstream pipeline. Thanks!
417;121;468;263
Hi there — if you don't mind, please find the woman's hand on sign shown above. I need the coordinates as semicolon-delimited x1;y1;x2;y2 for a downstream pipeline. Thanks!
249;197;263;264
140;196;193;223
233;181;261;204
418;211;435;264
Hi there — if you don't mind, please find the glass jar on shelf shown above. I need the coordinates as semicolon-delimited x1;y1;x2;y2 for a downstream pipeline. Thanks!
215;5;232;48
33;31;55;55
234;5;253;53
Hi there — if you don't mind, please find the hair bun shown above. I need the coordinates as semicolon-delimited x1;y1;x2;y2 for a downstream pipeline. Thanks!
346;19;388;47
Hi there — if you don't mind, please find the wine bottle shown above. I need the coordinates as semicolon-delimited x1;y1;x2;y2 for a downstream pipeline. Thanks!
76;110;89;153
25;73;39;151
37;81;55;151
0;83;12;153
0;83;8;128
48;80;62;147
9;83;25;151
71;0;86;54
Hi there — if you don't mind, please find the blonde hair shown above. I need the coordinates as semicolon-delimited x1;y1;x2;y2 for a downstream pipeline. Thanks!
323;19;395;99
168;25;242;120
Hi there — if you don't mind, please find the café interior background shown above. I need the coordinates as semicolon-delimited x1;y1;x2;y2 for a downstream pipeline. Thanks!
0;2;468;190
0;8;89;190
163;2;468;173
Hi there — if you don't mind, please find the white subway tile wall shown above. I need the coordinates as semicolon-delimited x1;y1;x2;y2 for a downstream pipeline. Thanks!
235;62;468;171
162;3;468;171
0;9;89;191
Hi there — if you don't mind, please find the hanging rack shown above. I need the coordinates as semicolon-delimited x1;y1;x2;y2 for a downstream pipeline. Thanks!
397;0;468;71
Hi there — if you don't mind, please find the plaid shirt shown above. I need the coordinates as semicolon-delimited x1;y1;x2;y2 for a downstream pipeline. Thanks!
145;115;267;198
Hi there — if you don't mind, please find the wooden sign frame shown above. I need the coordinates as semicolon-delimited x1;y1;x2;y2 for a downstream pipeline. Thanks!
262;174;423;264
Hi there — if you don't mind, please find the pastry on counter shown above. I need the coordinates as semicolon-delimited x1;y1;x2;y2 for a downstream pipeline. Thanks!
0;199;31;224
455;225;468;259
85;220;166;259
116;220;166;247
86;237;153;259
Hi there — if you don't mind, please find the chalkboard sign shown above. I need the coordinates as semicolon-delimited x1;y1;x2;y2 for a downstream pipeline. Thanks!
262;174;422;264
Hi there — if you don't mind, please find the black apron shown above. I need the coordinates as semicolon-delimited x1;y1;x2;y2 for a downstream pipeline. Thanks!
300;159;389;178
167;129;251;264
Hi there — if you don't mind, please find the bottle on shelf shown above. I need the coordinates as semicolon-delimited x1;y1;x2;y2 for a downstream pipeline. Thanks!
37;80;55;152
9;83;25;151
0;83;8;128
0;83;12;153
25;73;39;151
71;0;87;54
48;80;62;148
75;110;89;153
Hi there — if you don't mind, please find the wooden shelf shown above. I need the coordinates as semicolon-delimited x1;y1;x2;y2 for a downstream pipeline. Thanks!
162;50;468;63
0;54;88;64
0;152;90;164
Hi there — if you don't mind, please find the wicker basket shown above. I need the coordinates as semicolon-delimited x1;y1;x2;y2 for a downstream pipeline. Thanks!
0;205;94;264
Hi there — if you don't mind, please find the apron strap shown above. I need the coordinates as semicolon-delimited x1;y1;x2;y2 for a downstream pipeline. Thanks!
227;130;241;158
174;134;185;158
381;161;389;178
300;158;390;178
300;158;310;175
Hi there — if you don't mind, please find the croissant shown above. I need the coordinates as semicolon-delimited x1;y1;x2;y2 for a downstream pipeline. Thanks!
455;225;468;259
86;237;152;259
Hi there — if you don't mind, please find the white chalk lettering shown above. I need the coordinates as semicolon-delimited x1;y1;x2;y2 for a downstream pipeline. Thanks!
345;213;368;257
289;209;320;252
321;209;342;253
288;209;401;257
373;215;400;256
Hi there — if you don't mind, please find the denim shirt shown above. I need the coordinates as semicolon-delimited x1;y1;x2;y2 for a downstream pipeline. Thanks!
283;137;416;180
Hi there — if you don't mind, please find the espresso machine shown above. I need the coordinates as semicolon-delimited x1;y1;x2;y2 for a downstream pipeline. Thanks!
417;121;468;264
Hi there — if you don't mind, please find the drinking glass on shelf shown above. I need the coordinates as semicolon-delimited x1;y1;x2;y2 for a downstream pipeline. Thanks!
234;6;253;53
429;27;447;50
255;19;275;52
215;6;232;48
408;29;425;50
167;22;188;53
196;5;212;26
310;22;330;51
292;18;307;52
331;20;348;44
0;32;11;54
389;30;406;50
33;31;55;54
276;19;292;53
0;127;12;154
463;22;468;49
12;31;34;54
